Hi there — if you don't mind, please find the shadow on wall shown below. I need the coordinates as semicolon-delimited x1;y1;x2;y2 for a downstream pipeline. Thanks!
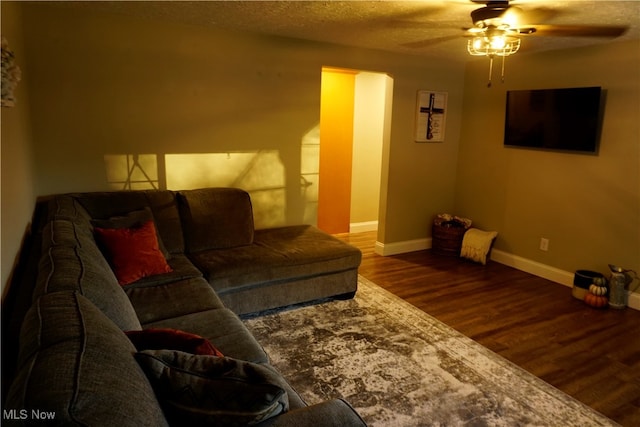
103;126;320;229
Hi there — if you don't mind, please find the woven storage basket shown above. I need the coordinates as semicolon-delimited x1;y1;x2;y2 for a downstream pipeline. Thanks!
432;220;467;256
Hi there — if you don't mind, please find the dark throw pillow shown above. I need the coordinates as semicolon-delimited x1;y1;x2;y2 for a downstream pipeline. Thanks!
135;349;289;426
94;220;173;285
91;207;171;259
126;328;224;357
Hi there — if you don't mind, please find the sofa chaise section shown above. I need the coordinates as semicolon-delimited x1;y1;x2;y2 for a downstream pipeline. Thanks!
178;188;362;314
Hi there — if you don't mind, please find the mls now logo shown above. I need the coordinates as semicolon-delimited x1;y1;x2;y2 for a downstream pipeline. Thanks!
3;409;56;420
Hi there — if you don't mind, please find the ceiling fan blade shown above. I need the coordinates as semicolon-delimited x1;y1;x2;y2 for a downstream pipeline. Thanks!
402;35;464;49
517;7;561;25
528;24;628;38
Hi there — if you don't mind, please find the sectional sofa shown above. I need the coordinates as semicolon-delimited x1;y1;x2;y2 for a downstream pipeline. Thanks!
2;188;365;426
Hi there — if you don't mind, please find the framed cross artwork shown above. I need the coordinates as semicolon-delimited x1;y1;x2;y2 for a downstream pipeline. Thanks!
414;90;447;142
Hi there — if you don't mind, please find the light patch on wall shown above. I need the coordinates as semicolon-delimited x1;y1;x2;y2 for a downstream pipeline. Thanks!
165;151;285;228
103;142;322;229
104;154;159;190
301;124;320;225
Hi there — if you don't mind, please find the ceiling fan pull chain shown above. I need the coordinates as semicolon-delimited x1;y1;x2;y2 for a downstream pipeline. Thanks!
487;55;494;88
501;55;506;83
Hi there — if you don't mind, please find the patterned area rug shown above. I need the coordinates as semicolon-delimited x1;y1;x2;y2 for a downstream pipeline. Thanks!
243;276;618;427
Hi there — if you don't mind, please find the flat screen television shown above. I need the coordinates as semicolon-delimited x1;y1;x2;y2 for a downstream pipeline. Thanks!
504;86;602;153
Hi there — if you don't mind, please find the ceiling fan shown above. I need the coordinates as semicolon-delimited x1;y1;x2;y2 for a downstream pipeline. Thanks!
403;0;628;51
466;0;628;39
417;0;629;86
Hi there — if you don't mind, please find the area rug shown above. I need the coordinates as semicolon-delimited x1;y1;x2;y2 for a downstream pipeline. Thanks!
242;276;618;427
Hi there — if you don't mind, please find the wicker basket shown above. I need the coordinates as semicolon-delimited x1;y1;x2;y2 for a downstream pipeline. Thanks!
432;220;467;256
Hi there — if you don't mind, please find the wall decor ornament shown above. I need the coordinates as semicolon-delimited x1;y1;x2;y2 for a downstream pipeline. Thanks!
1;37;21;107
415;90;447;142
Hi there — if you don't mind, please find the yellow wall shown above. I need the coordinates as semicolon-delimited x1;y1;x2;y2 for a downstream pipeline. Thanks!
318;69;355;234
456;39;640;276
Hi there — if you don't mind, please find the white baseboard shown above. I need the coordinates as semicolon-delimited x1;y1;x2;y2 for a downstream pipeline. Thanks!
490;249;640;311
374;238;430;256
628;292;640;311
372;238;639;311
489;249;575;286
350;221;378;233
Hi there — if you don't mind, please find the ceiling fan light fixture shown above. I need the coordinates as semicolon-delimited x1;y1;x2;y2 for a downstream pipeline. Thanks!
490;36;506;49
466;29;521;88
467;34;520;56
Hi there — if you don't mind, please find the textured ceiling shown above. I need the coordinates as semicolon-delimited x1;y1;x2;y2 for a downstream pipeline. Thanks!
51;1;640;62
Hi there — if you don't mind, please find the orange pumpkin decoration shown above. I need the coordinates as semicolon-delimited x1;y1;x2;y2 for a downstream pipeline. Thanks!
584;292;608;308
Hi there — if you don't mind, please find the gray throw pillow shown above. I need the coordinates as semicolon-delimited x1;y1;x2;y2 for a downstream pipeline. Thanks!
135;349;289;426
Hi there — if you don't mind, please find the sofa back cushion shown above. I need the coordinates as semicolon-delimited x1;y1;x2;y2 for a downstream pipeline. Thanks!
35;219;142;331
71;190;185;254
46;195;94;224
5;291;168;426
178;188;254;252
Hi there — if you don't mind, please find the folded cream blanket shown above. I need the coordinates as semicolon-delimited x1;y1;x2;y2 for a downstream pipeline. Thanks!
460;228;498;265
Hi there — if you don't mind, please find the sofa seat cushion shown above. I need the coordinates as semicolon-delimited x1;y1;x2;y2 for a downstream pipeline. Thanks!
5;291;168;426
190;225;362;293
143;308;269;364
125;277;224;324
122;253;203;287
136;349;289;426
34;220;142;331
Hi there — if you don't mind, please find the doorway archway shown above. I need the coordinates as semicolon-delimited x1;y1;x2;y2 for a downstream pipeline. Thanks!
317;67;392;236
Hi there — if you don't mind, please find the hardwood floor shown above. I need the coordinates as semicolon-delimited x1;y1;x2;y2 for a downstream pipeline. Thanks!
337;231;640;427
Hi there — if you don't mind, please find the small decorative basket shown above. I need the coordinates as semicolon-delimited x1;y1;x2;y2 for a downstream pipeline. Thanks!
432;215;470;256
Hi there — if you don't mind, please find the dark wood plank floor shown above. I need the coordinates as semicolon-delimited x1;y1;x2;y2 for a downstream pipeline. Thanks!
336;231;640;427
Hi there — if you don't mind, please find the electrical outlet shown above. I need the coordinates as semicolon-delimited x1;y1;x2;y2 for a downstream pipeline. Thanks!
539;238;549;251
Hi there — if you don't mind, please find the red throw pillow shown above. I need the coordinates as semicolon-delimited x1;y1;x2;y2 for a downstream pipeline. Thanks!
94;220;173;285
126;328;224;357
